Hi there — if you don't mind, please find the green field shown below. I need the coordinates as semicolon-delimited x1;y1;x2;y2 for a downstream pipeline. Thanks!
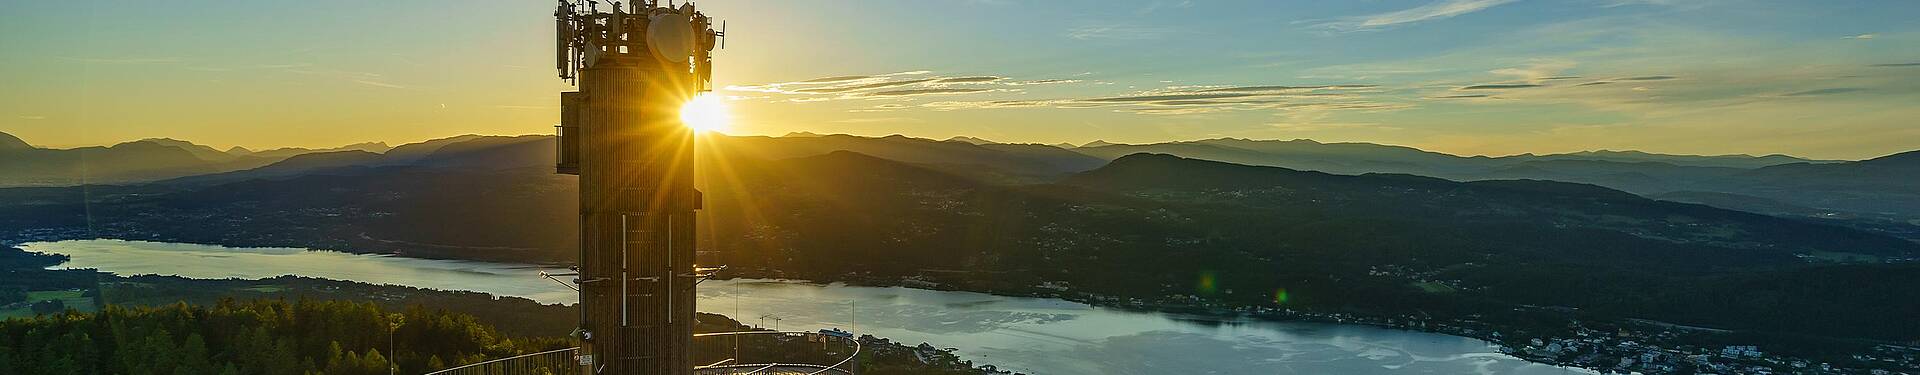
240;285;290;293
0;289;96;319
1412;281;1457;294
1805;251;1880;263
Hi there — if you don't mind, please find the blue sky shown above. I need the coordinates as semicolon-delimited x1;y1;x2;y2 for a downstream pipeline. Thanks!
2;0;1916;159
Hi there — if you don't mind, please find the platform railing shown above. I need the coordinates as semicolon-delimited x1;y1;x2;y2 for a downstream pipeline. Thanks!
692;331;860;375
423;347;581;375
422;331;858;375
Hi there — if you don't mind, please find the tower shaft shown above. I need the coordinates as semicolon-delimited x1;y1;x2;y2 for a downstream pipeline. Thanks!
570;55;699;374
554;2;716;373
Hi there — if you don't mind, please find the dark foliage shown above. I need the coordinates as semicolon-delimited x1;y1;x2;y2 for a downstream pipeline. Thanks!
0;299;569;375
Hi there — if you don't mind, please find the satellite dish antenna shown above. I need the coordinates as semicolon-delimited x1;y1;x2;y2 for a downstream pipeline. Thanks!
647;12;694;64
583;41;604;68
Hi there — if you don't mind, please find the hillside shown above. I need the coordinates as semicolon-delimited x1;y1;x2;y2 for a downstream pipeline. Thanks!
0;132;32;150
0;131;391;187
1059;138;1918;224
1706;150;1920;217
709;134;1106;182
4;139;1920;354
710;152;1920;342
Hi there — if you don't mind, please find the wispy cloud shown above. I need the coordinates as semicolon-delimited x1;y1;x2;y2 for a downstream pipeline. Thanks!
800;75;872;83
1458;83;1543;90
1780;87;1866;97
1065;24;1176;40
1489;59;1577;83
1617;75;1677;81
1601;0;1676;7
1320;0;1518;31
735;70;1404;118
351;79;406;89
792;78;939;94
57;56;181;64
864;88;998;97
919;84;1396;116
1428;93;1497;99
831;117;923;124
1844;33;1877;40
1005;79;1081;86
1133;0;1195;15
935;76;1005;84
727;70;1075;101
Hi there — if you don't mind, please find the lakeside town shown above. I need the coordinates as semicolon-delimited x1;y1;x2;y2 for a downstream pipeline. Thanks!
881;272;1920;375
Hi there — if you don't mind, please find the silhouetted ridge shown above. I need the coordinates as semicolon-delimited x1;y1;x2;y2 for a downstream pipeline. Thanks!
381;134;486;162
1861;149;1920;167
773;150;978;187
1465;179;1643;201
262;150;383;171
1076;153;1644;201
410;135;553;169
708;133;1105;179
0;131;30;150
1069;153;1359;190
132;138;236;162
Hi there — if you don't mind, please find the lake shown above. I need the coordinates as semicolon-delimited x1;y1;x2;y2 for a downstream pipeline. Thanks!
21;239;1590;375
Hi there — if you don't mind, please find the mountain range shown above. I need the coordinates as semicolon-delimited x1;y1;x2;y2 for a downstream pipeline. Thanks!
7;130;1915;225
1061;138;1918;226
2;132;1915;345
0;132;391;187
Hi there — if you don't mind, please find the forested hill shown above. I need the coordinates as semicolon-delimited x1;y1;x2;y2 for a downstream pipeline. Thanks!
1067;138;1920;223
1062;153;1911;258
0;297;1006;375
0;299;569;375
699;151;1920;342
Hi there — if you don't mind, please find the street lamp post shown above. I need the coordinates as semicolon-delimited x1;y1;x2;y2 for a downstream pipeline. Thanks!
389;313;404;375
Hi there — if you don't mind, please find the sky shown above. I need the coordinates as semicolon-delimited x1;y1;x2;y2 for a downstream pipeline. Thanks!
1;0;1916;159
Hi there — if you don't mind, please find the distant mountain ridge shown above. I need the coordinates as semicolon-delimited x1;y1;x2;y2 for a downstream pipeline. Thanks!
0;132;450;187
6;130;1913;224
1541;149;1815;169
0;132;35;150
1057;137;1915;222
1069;137;1826;175
0;136;267;186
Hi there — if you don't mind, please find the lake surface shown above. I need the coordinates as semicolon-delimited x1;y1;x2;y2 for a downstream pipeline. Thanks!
22;239;1590;375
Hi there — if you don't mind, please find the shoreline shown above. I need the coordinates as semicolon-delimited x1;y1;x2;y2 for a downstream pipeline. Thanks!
16;236;1595;373
12;233;1917;373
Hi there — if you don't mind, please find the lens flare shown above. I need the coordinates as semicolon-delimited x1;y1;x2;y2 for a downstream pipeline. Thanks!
680;93;731;133
1196;271;1217;295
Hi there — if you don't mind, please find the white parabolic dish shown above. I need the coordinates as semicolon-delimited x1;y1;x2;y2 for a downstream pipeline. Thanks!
647;13;694;64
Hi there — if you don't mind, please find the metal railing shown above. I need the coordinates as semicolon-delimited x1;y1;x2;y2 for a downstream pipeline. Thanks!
423;347;581;375
422;331;859;375
692;331;860;375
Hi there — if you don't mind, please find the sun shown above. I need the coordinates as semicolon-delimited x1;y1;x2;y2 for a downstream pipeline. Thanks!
679;92;731;133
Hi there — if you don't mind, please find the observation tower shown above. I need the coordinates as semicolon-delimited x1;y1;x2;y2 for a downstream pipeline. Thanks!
426;1;858;374
551;0;711;373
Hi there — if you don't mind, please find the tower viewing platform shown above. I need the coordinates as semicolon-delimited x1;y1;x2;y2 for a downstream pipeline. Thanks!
423;330;861;375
